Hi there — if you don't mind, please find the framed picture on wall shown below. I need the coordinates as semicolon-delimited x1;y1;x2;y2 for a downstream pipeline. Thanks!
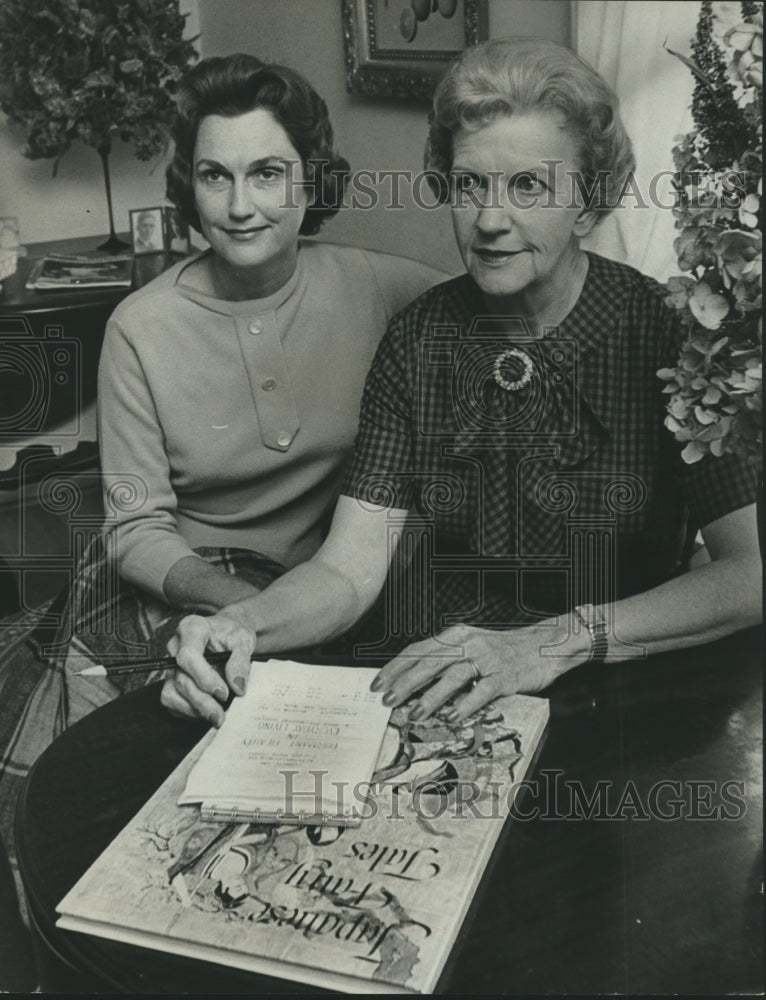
343;0;489;100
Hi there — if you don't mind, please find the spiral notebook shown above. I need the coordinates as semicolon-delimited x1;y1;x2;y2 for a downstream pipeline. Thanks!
177;659;391;827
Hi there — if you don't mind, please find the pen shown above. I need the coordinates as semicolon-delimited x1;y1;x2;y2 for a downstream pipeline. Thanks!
72;650;246;677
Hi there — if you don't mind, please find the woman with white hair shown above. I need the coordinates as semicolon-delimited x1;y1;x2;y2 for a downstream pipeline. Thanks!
164;37;760;725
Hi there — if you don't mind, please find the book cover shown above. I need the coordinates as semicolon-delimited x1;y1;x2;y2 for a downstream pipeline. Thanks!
57;693;549;994
26;253;133;290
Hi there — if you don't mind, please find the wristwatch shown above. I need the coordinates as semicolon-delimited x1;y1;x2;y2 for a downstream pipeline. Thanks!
573;603;608;663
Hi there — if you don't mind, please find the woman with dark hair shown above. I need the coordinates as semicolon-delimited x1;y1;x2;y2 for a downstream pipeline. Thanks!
98;53;443;620
0;53;442;892
164;37;759;725
166;53;346;244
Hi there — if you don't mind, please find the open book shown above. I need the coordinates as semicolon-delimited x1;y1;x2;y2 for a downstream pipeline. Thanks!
178;659;391;826
57;667;549;994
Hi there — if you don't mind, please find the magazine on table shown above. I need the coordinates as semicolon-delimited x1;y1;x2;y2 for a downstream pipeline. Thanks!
26;252;133;290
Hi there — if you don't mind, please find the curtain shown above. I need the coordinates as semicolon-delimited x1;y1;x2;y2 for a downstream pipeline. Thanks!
574;0;700;282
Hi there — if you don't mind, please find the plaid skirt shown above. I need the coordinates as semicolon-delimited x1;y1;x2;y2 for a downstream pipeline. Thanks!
0;541;285;914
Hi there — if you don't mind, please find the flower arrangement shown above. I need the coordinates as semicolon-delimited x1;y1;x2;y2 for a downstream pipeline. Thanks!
0;0;197;247
658;0;762;464
0;0;197;165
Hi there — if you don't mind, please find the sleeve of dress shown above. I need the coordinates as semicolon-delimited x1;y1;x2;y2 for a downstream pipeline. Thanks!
97;314;198;602
657;300;760;530
361;248;450;322
341;314;417;511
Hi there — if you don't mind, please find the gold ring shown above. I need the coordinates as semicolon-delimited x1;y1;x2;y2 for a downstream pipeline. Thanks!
468;661;480;686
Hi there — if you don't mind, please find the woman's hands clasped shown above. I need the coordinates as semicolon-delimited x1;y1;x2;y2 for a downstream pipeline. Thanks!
160;610;257;727
372;622;584;723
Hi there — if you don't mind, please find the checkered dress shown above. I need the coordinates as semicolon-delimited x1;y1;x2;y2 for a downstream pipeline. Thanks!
342;253;759;643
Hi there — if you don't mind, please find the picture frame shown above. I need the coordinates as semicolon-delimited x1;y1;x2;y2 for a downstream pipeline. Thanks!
162;206;192;256
0;216;21;284
129;206;165;256
342;0;489;100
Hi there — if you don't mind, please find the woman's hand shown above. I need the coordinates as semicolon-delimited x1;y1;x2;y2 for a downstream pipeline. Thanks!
160;609;256;726
372;621;587;722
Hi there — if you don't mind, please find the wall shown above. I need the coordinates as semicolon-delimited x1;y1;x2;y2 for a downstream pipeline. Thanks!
0;0;200;247
198;0;571;274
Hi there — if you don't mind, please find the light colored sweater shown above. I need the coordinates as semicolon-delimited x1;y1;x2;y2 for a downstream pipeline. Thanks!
98;241;445;601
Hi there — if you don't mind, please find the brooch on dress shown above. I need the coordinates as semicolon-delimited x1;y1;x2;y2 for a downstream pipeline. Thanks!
492;348;534;391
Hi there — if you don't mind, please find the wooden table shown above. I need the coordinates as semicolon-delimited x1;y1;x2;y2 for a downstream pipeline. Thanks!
16;627;763;994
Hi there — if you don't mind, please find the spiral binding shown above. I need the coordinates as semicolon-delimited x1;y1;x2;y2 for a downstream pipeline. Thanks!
198;804;357;827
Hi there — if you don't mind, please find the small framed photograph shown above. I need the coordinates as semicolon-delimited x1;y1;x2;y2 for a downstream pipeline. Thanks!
129;206;164;255
163;206;192;255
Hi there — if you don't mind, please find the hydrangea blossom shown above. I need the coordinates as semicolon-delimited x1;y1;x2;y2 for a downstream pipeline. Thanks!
659;1;762;464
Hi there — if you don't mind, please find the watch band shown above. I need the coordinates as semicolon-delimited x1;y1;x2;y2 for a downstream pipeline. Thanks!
573;604;608;663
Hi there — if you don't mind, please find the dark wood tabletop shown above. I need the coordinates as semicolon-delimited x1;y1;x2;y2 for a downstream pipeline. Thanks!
16;626;763;994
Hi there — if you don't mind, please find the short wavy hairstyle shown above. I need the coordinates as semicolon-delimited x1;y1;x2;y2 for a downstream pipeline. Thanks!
166;53;349;236
425;37;635;219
